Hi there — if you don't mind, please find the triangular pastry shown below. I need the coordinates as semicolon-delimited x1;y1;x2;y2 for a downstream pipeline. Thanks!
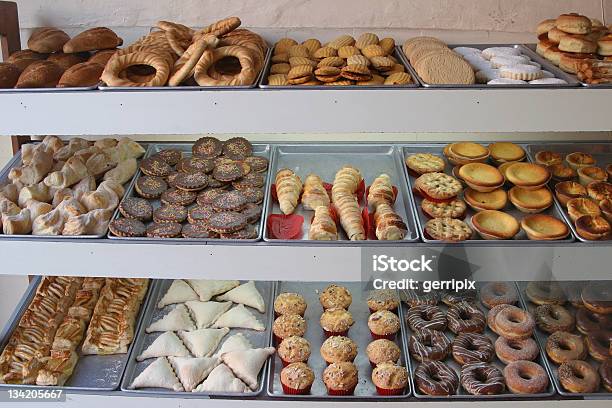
221;347;275;390
214;333;253;358
187;280;240;301
178;327;229;358
212;304;265;331
192;363;249;393
158;280;199;308
137;331;190;361
129;357;184;391
168;356;221;392
185;301;232;329
216;281;266;313
146;304;196;333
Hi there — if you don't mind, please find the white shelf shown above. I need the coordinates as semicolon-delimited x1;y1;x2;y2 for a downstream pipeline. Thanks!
1;88;612;135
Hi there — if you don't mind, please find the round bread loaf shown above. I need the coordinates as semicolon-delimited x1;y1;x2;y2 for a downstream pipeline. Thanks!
63;27;123;53
27;27;70;53
556;13;592;35
57;61;104;87
0;63;21;88
15;60;64;88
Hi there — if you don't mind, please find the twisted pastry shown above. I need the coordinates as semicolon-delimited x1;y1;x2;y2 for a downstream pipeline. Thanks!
332;166;365;240
368;173;394;207
275;169;302;215
309;206;338;240
374;202;407;240
302;174;330;210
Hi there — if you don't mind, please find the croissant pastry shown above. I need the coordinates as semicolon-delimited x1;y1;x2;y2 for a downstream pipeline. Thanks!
53;138;91;162
301;174;330;211
308;206;338;240
94;138;118;150
332;166;365;240
0;198;21;216
32;208;64;235
52;188;74;207
374;203;407;241
44;157;89;189
73;146;102;163
116;138;146;160
63;209;111;236
368;173;395;208
40;136;64;156
103;158;137;185
19;149;54;186
275;169;302;215
25;200;53;222
73;176;96;201
18;182;51;207
0;183;18;203
98;180;124;199
3;208;33;235
56;197;86;220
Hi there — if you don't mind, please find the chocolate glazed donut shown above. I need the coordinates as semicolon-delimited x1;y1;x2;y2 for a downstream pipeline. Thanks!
461;362;506;395
585;330;612;362
480;282;518;309
415;360;459;396
546;331;587;364
582;282;612;314
600;358;612;392
576;308;612;335
441;289;477;306
452;333;494;365
447;301;486;334
559;360;601;393
407;305;447;331
535;304;575;334
409;328;451;362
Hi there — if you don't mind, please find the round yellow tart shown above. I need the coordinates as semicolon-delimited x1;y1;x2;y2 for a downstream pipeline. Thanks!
459;163;504;192
508;186;553;213
489;142;526;164
521;214;570;241
471;210;520;240
464;188;508;211
505;162;551;190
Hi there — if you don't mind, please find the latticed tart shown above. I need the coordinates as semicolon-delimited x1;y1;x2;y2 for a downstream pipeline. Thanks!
464;188;508;211
421;197;467;219
520;214;570;241
471;210;520;240
458;163;505;192
405;153;445;175
488;142;526;164
414;172;463;200
508;186;553;213
424;217;473;241
505;163;551;190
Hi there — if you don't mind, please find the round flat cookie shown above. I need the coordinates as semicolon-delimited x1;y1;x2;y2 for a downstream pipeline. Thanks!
160;188;197;206
240;187;264;204
135;176;168;199
212;191;248;212
140;156;173;177
178;157;215;174
220;225;257;239
232;173;265;189
154;149;183;166
241;203;262;224
109;218;146;237
222;137;253;160
193;137;223;158
173;172;209;191
119;197;153;221
207;211;248;233
244;156;269;173
188;204;215;224
153;204;188;223
146;222;182;238
213;162;250;182
182;223;218;239
196;188;227;206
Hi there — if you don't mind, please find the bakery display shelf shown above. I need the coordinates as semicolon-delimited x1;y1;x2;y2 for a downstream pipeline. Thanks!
121;280;274;397
108;142;272;243
517;282;611;397
263;143;420;244
259;47;420;90
525;142;611;244
523;44;612;89
400;143;575;244
397;44;579;89
0;276;153;391
403;282;555;399
0;83;99;94
267;282;411;399
3;89;612;135
99;49;272;92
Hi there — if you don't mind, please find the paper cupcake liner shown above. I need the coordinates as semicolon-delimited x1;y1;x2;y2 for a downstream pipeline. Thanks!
375;385;405;396
370;330;397;340
327;384;356;396
282;382;312;395
323;329;349;338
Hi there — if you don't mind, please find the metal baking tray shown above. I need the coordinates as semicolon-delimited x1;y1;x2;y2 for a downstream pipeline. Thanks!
0;276;153;391
99;49;271;91
262;144;419;244
523;44;612;88
121;279;274;397
525;142;612;244
399;44;579;88
267;281;412;399
108;142;271;243
0;142;147;240
401;143;575;244
259;47;420;89
404;282;555;399
0;84;99;93
517;281;612;397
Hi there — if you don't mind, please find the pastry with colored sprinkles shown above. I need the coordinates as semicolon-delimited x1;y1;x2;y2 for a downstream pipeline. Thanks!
213;161;250;182
244;156;269;173
153;204;188;223
220;224;258;239
212;191;248;212
240;187;264;204
139;156;173;177
196;188;227;206
173;171;209;191
182;223;219;239
222;137;253;160
161;188;197;206
207;178;230;189
207;211;248;233
146;222;182;238
187;204;215;224
109;218;146;237
154;149;182;166
178;157;215;174
119;197;153;221
233;173;265;189
242;203;262;224
192;136;223;158
135;176;168;199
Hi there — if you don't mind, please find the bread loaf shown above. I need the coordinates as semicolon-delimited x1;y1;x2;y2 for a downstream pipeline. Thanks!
6;49;48;71
15;60;64;88
0;63;21;88
88;50;117;66
58;62;104;87
47;53;88;71
28;27;70;53
63;27;123;53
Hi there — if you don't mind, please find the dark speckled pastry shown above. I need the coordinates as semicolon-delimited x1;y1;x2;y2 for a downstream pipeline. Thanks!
109;218;146;237
244;156;269;173
207;211;248;233
154;149;182;166
135;176;168;199
119;197;153;221
213;162;250;182
220;224;258;239
173;172;209;191
240;187;264;204
222;137;252;160
167;172;179;188
196;188;227;206
242;203;262;224
212;191;248;212
233;173;265;190
182;223;219;239
207;178;230;189
146;222;182;238
188;204;215;224
160;188;197;206
139;156;173;177
178;157;215;174
153;204;188;223
193;136;223;158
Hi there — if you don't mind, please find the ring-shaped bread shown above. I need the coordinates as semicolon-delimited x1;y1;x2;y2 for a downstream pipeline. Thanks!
194;45;256;86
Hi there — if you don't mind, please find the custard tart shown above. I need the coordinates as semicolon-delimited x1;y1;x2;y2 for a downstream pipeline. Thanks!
567;197;601;222
505;163;551;190
458;163;505;192
444;142;490;165
600;198;612;223
471;210;520;240
554;181;586;207
575;214;611;240
534;151;562;167
508;186;553;213
520;214;570;241
577;166;608;186
566;152;596;170
587;181;612;202
464;188;508;211
607;164;612;179
488;142;525;164
548;164;576;182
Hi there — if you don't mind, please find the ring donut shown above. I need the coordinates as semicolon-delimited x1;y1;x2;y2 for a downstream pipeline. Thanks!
101;51;170;87
480;282;518;309
558;360;600;393
546;331;587;364
495;336;539;364
576;308;612;335
503;360;549;394
535;304;575;334
585;330;612;362
582;282;612;314
194;46;256;86
526;281;567;305
494;305;535;340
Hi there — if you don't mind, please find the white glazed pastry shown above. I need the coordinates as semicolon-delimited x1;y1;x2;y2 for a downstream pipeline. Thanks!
146;304;196;333
215;281;265;313
214;333;253;358
158;280;199;308
192;363;249;393
212;304;265;331
220;347;275;390
482;46;521;60
187;280;240;302
185;301;232;329
137;331;190;361
129;357;184;391
178;327;229;358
